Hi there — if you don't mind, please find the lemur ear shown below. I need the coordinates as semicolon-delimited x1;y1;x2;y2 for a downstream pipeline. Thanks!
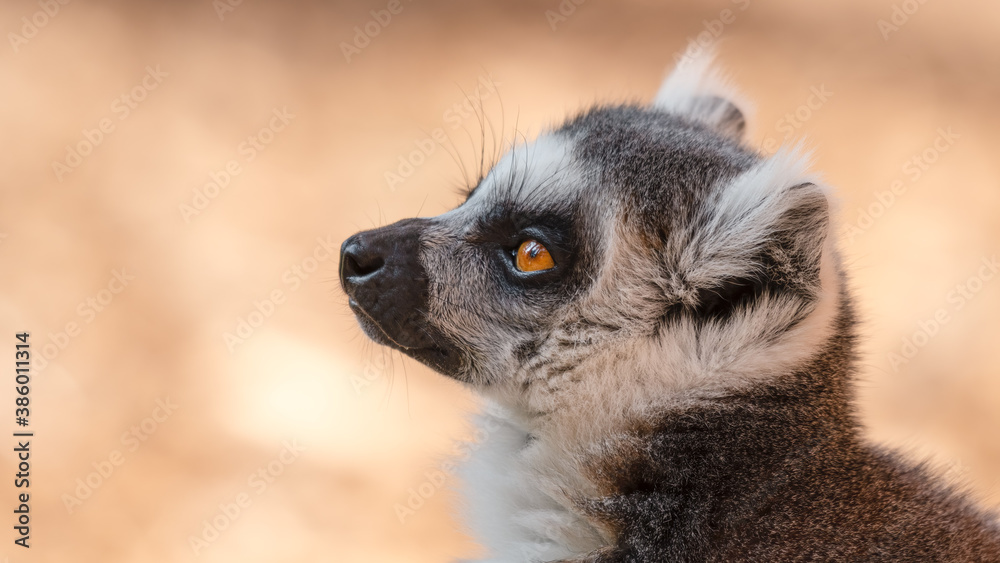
652;52;750;141
688;147;832;314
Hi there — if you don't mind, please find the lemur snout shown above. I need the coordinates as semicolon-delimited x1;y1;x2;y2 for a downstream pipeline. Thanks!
340;218;464;376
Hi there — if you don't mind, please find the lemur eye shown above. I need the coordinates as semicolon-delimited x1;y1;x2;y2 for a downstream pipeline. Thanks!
515;240;555;272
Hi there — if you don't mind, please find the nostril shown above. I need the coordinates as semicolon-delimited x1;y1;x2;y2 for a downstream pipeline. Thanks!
344;251;384;278
340;242;386;287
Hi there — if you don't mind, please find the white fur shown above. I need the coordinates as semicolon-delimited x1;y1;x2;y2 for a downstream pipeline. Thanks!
457;405;608;562
652;50;754;135
459;133;581;218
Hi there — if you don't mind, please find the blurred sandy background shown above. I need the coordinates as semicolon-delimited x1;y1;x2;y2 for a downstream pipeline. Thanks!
0;0;998;561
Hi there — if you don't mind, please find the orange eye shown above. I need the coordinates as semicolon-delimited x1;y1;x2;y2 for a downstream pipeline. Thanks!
515;240;555;272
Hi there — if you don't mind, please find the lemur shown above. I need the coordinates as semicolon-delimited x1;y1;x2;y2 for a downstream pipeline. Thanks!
339;55;1000;562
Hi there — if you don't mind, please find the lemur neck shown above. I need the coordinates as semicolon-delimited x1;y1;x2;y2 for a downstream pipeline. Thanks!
499;292;858;461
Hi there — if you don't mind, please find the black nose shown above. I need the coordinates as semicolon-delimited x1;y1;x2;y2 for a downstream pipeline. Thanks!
340;238;385;293
338;218;428;299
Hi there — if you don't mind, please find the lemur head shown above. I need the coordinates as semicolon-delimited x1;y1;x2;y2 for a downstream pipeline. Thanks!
341;56;840;430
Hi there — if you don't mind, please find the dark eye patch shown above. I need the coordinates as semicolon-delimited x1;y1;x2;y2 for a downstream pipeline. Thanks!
464;200;582;292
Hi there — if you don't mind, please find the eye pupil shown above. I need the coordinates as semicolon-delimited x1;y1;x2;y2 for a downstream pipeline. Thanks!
516;240;555;272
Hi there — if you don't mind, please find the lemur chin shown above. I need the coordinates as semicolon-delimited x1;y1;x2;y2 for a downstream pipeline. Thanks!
340;54;1000;562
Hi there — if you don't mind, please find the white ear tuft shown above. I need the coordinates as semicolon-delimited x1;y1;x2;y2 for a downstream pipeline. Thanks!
652;49;753;140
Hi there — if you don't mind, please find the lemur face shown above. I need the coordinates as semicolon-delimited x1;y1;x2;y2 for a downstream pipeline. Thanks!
342;57;837;412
